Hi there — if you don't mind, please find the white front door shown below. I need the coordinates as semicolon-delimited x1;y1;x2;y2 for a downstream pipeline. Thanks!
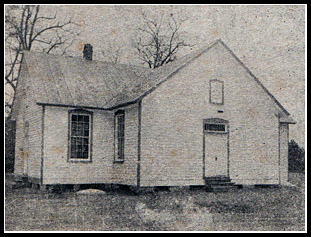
204;132;228;177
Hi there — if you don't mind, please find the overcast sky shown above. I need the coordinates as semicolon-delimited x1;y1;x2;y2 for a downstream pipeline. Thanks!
27;5;307;147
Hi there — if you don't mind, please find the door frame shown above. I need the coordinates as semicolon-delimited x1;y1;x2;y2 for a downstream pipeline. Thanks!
202;118;230;178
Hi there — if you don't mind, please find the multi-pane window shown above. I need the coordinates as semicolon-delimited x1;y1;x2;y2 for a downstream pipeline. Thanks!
115;110;125;162
69;110;92;161
210;79;224;104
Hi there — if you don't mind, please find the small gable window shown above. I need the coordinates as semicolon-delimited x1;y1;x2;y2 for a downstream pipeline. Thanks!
210;79;224;104
114;110;125;163
68;109;92;162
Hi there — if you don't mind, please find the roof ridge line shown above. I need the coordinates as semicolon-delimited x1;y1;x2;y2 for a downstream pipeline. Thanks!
22;49;151;70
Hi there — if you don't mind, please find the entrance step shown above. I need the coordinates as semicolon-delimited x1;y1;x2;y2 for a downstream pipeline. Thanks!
204;176;238;192
205;176;231;182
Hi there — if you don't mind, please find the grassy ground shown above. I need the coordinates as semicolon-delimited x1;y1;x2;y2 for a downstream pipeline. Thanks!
5;173;305;231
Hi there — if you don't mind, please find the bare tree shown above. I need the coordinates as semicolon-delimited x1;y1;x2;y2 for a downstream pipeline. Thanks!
5;5;78;117
132;11;192;69
101;40;123;64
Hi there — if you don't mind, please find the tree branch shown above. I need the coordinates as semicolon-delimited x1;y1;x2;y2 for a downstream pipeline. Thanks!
133;10;192;69
5;5;78;116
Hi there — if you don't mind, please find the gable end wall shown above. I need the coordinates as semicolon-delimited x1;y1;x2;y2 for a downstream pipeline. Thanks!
140;41;285;186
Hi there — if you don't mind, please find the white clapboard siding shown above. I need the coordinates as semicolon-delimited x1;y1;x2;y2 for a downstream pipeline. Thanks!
12;40;294;187
140;40;290;186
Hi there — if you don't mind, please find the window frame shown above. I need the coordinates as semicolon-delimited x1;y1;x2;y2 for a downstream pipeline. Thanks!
114;110;125;163
68;109;93;163
209;79;224;105
203;118;229;134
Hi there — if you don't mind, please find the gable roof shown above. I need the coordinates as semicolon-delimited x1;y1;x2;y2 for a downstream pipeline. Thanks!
19;39;294;122
20;40;215;110
22;51;150;109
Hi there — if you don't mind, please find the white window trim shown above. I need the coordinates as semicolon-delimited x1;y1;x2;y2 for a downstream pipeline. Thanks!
68;110;92;163
114;111;125;163
204;123;228;134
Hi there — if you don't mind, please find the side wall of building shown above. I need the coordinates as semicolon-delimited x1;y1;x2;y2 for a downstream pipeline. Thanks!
42;104;138;186
110;104;139;186
14;58;42;182
280;123;289;184
140;41;285;187
13;60;27;177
